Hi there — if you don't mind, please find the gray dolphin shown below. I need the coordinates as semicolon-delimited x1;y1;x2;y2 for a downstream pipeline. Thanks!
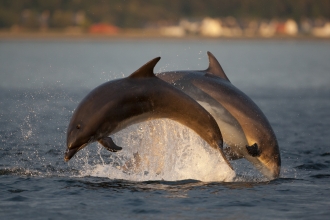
157;52;280;179
65;57;232;170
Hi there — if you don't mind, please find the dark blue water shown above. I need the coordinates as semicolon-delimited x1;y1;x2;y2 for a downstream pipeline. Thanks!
1;39;330;219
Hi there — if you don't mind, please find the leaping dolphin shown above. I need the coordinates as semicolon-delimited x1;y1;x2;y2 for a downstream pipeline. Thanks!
157;52;281;179
65;57;232;171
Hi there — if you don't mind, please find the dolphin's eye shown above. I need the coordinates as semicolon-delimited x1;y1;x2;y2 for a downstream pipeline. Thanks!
76;124;81;129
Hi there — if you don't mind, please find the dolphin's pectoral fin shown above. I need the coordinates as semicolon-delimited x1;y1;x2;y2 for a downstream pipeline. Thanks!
246;143;261;157
98;137;122;152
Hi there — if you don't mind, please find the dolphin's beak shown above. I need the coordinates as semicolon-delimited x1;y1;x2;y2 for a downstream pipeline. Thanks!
260;156;281;180
247;155;281;180
64;147;79;162
64;142;88;162
244;141;281;180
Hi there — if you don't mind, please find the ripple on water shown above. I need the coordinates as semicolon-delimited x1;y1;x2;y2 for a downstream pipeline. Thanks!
0;168;41;176
5;195;29;202
295;163;328;171
321;152;330;157
310;174;330;179
8;189;27;193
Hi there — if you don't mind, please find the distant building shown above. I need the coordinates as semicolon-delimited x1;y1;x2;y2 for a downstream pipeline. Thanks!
312;22;330;37
179;19;200;35
284;19;298;35
221;17;243;37
259;20;277;37
89;23;119;34
160;26;185;37
243;20;259;37
200;17;222;37
300;19;313;34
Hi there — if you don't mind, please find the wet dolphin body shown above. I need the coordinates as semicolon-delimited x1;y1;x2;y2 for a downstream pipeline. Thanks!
65;57;232;170
157;52;280;179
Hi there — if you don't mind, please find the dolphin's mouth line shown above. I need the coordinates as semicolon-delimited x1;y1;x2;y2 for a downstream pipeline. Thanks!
64;144;87;162
257;157;279;180
76;143;88;152
64;137;95;161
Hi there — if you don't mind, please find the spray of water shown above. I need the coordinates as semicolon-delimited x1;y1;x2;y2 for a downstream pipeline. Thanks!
78;119;236;182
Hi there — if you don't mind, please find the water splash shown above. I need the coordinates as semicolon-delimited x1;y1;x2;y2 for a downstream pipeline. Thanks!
21;114;33;140
78;119;235;182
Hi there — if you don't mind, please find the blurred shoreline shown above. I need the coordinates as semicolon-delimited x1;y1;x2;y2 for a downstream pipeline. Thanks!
1;30;329;41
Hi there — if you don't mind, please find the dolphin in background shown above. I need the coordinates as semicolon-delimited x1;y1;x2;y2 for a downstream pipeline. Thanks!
65;57;232;171
157;52;281;179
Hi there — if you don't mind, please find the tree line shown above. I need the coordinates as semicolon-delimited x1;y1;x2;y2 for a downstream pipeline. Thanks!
0;0;329;29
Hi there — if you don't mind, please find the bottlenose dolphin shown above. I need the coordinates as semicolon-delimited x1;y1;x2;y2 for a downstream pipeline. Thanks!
157;52;280;179
65;57;232;170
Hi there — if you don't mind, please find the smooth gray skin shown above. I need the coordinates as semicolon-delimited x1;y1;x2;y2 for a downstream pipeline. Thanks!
65;57;232;170
157;52;280;179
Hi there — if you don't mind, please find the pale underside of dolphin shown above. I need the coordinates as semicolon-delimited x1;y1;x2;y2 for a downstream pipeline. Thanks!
157;52;281;179
65;57;233;170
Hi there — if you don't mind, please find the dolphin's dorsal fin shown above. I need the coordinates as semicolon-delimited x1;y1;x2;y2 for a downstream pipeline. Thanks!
205;51;230;81
129;57;161;78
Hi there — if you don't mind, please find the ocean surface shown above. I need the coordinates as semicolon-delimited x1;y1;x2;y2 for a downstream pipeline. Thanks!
0;39;329;219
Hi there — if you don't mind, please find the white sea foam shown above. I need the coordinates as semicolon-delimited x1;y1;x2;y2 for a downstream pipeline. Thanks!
79;119;236;182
